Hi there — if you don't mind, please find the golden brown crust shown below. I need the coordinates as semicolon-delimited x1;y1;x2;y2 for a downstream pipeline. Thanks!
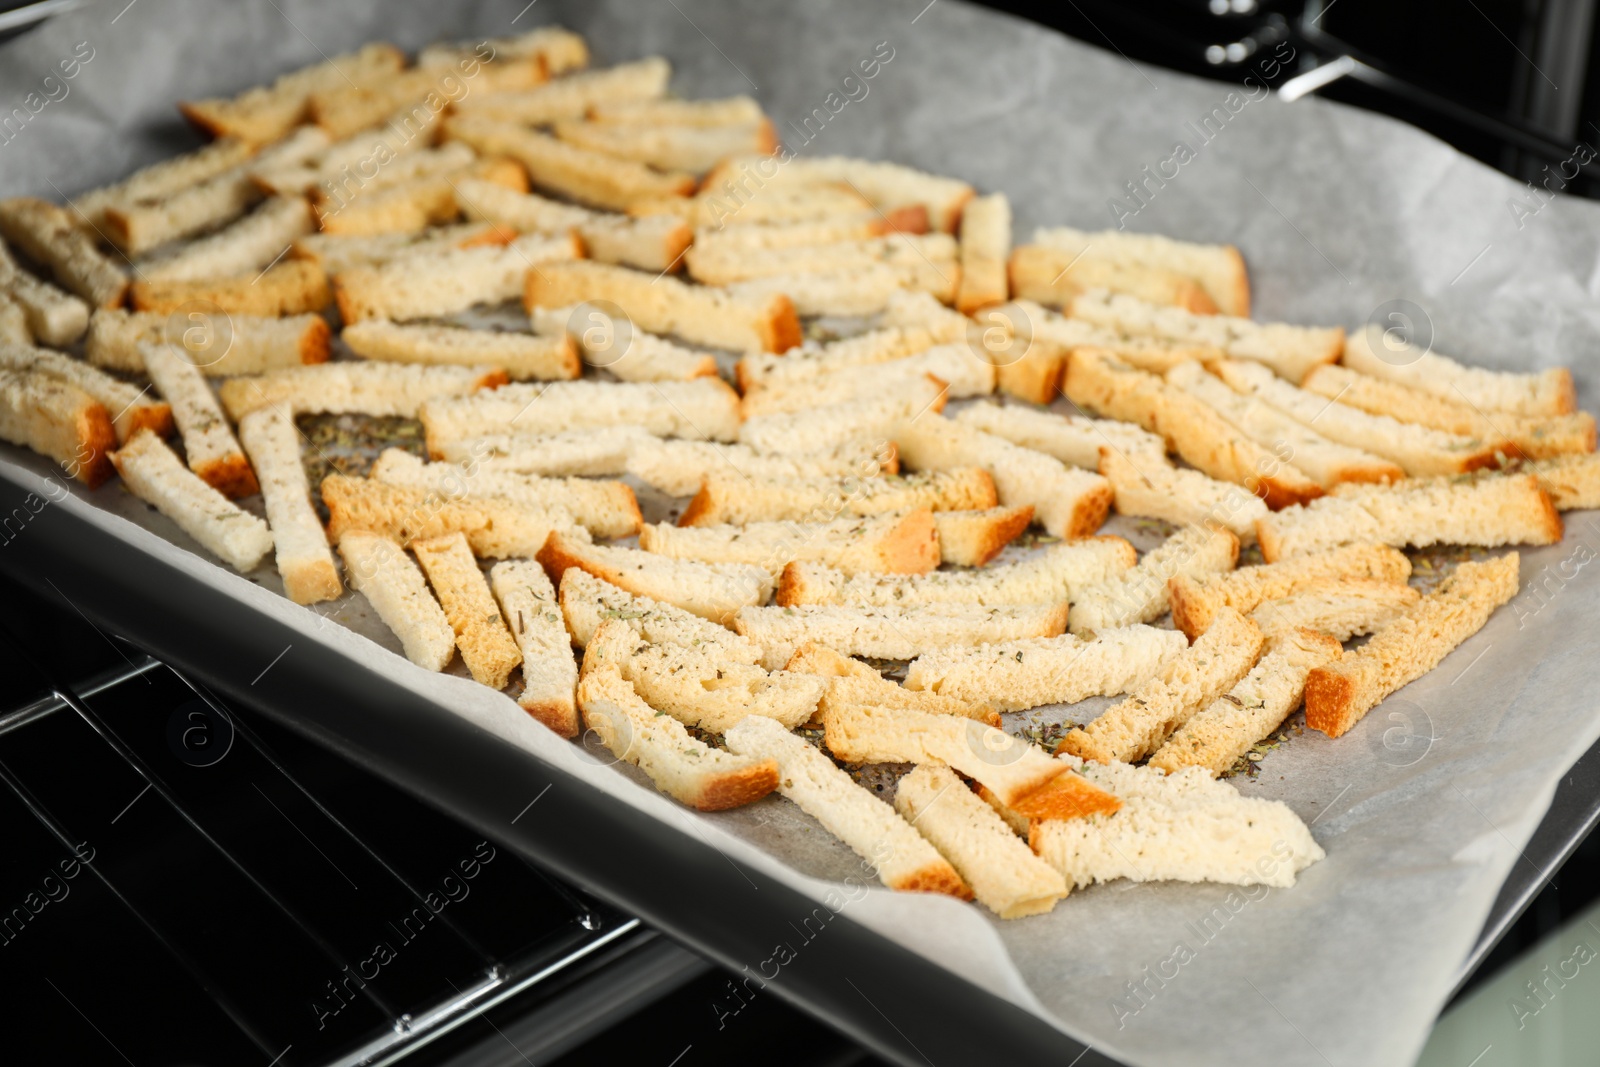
960;504;1033;567
1552;368;1577;416
132;261;330;317
1302;667;1358;738
880;507;940;574
477;156;531;194
692;758;780;810
659;221;695;275
1166;575;1205;644
75;403;118;489
519;697;580;739
1007;772;1121;821
764;293;802;354
887;861;973;899
1258;476;1323;512
1065;479;1113;539
299;317;333;365
122;403;175;441
1532;486;1565;543
474;368;512;391
879;440;900;475
535;533;591;587
1332;461;1406;486
995;340;1065;405
175;100;228;140
883;203;929;234
1175;281;1217;315
773;561;804;607
1221;244;1250;319
941;187;976;234
195;454;260;500
677;484;715;527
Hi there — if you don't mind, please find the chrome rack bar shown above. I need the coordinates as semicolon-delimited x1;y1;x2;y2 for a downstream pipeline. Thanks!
180;670;506;972
0;655;161;738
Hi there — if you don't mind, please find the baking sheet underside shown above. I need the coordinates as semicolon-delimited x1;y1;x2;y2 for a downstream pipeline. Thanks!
5;2;1600;1065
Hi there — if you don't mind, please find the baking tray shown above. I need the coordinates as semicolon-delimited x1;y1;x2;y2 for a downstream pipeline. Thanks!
0;464;1111;1067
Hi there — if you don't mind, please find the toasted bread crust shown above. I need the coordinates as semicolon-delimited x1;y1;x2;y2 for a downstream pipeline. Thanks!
194;453;260;500
299;317;333;364
881;507;940;574
1301;669;1359;738
693;759;780;811
953;504;1033;567
76;402;118;489
1066;479;1114;539
521;696;580;738
1258;475;1323;511
1007;773;1121;821
887;862;974;899
764;293;803;353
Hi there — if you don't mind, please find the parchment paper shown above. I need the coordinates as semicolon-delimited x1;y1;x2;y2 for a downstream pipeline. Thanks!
4;3;1600;1065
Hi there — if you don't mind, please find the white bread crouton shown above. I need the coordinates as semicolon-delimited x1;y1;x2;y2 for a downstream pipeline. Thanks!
69;137;257;232
903;625;1187;713
129;259;330;317
724;717;970;897
1030;757;1324;889
236;402;340;605
895;765;1067;917
740;345;994;418
337;530;456;671
107;128;329;254
539;531;769;624
1010;244;1216;314
686;233;957;288
1068;524;1238;635
703;156;974;233
412;532;523;689
785;643;998;726
0;197;128;308
1167;360;1404;487
588;95;760;126
955;401;1164;469
291;223;511;274
1069;289;1342;383
490;558;580;735
557;568;762;658
1148;628;1343;776
735;601;1069;671
1249;578;1421;643
141;342;257;499
821;703;1118;822
583;619;822;732
435;427;647;476
680;468;994;526
0;369;116;486
0;342;170;444
1525;454;1600;510
776;536;1135;609
639;510;939;577
451;58;671;125
1305;554;1519;738
1210;358;1500;478
1057;608;1264;763
448;119;693;212
140;197;314;283
1301;363;1596;460
1255;473;1561;563
534;306;716;381
342;320;580;382
1033;226;1250;317
178;42;405;142
895;413;1113;539
333;232;581;323
932;506;1034;566
221;362;506;421
321;474;580;559
739;383;946;457
1096;448;1265;544
955;192;1010;314
726;265;957;317
419;377;740;451
1342;327;1574;416
733;326;943;392
0;238;89;346
554;118;777;174
1064;348;1321;509
110;429;272;572
1167;542;1412;640
87;309;330;377
626;437;894;497
369;448;640;538
525;260;799;353
577;666;779;811
456;178;692;273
